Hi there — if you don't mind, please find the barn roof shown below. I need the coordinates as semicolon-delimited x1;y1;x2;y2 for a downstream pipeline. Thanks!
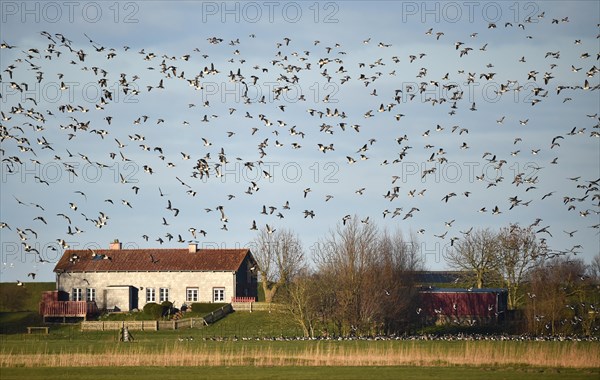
419;287;507;293
412;271;464;284
54;247;253;273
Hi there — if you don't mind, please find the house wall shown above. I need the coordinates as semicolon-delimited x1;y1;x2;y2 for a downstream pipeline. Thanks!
57;270;236;311
235;257;259;299
104;287;131;311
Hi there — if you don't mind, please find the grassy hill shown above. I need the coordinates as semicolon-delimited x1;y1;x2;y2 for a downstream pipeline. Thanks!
0;282;54;334
200;309;303;338
0;282;54;312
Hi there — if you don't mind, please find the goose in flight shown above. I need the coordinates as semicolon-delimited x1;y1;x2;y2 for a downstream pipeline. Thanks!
266;224;275;234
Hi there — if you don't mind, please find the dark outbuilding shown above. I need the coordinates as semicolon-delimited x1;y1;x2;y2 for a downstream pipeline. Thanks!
419;287;508;324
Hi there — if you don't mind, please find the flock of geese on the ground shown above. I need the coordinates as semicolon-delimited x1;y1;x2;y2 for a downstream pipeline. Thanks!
1;9;599;281
192;332;599;342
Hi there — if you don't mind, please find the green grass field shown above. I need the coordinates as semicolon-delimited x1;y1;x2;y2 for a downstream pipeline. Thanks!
1;283;599;379
2;330;599;368
1;366;598;380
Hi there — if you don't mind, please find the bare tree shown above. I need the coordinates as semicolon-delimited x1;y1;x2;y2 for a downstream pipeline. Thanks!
524;257;591;335
308;271;338;337
374;229;423;333
313;217;379;335
312;219;423;335
282;267;319;337
251;227;304;303
445;228;499;289
589;252;600;281
497;225;545;310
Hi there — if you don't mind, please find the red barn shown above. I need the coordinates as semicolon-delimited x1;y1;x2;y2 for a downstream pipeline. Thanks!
419;288;507;325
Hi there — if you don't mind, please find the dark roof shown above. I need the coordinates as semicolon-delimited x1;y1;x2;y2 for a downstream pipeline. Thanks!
419;287;507;293
54;248;252;273
412;271;464;284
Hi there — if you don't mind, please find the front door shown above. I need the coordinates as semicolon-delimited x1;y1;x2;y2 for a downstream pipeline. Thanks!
130;287;139;310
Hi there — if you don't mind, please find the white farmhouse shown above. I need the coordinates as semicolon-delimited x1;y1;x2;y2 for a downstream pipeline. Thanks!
41;240;258;320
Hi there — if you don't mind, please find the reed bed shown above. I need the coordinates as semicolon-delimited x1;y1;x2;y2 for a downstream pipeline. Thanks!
1;340;599;368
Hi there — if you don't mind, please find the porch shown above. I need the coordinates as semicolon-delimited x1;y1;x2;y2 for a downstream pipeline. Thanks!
39;300;99;322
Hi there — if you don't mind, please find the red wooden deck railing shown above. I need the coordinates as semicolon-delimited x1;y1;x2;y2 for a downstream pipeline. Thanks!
231;297;255;303
40;301;98;317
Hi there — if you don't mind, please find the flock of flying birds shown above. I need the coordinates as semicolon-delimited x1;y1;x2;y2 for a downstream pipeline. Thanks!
1;9;600;282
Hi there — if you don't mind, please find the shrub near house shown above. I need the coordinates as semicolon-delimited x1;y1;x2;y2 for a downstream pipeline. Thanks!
143;303;169;319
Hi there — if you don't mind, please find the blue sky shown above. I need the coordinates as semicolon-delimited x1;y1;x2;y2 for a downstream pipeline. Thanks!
1;1;599;282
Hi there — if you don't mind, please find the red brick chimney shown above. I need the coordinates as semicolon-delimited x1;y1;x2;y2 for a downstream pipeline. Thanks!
109;239;122;250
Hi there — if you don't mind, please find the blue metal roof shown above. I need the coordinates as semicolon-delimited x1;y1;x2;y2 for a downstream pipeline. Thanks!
419;287;507;293
412;271;464;284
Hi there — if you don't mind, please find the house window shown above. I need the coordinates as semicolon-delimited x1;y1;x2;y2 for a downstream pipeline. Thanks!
146;288;156;303
72;288;83;301
86;288;96;302
213;287;225;302
186;287;198;302
159;288;169;303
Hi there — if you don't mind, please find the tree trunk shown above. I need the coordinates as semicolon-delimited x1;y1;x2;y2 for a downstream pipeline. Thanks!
263;284;276;303
476;274;484;289
507;283;518;310
261;277;281;303
300;322;309;337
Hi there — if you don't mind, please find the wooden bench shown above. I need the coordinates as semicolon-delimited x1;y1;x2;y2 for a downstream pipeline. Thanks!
27;326;49;334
